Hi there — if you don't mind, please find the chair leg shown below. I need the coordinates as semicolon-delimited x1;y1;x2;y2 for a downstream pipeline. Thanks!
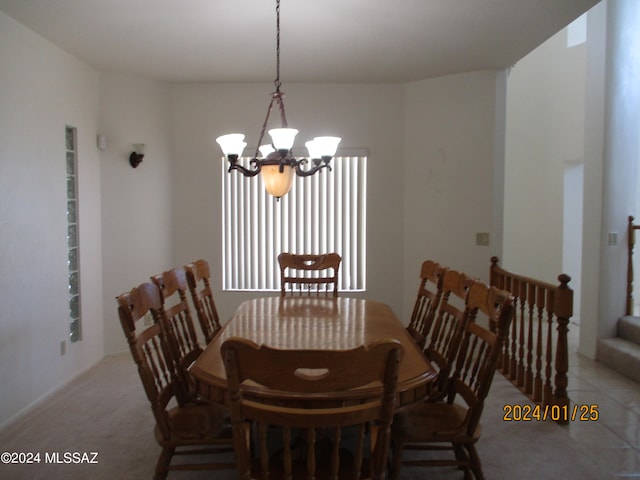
154;447;174;480
390;440;405;480
453;442;468;468
465;444;484;480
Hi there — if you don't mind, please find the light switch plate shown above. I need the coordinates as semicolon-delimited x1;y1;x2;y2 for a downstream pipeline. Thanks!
476;232;490;246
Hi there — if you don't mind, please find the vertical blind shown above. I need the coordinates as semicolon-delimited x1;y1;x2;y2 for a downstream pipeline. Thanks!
222;155;367;291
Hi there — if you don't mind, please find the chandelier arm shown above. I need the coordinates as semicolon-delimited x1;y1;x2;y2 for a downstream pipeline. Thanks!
227;156;262;177
294;160;333;177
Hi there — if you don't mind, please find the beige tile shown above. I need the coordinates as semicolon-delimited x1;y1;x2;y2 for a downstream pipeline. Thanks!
566;420;629;448
605;420;640;448
567;373;602;391
604;387;640;407
598;406;640;427
570;362;622;379
2;325;640;480
589;447;640;476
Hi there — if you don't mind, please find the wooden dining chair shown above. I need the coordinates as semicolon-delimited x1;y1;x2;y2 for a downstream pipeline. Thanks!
278;252;341;297
116;282;234;480
421;269;477;401
185;259;222;343
221;337;404;480
390;282;514;480
151;267;203;402
406;260;447;349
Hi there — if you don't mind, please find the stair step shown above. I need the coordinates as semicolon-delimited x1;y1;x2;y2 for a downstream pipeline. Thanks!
598;337;640;383
618;315;640;345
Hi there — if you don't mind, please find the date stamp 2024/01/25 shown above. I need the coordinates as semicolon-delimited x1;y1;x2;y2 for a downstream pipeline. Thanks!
503;403;599;422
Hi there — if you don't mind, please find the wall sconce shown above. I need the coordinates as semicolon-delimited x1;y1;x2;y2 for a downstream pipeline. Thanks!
129;144;145;168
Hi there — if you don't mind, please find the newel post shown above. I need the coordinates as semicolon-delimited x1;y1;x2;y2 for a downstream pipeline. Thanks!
553;273;572;421
627;216;635;316
490;256;501;289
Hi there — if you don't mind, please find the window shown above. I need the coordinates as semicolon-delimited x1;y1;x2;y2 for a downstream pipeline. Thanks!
222;154;367;292
66;126;81;342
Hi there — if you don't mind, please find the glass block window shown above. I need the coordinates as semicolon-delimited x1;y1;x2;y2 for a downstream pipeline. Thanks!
66;126;81;342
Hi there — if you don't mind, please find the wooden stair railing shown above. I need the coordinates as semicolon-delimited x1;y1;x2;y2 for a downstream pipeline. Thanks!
490;257;572;422
627;216;640;315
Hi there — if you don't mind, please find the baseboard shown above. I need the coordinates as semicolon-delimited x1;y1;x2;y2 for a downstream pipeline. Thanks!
0;356;104;433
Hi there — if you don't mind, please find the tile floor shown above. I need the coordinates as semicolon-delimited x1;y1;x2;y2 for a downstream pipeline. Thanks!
403;320;640;480
1;321;639;479
561;323;640;478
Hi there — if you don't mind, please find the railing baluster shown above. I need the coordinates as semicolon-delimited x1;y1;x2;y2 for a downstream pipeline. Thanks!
516;278;526;387
524;279;533;394
509;276;518;381
500;274;510;372
544;290;554;405
533;284;543;402
489;257;572;423
628;216;639;315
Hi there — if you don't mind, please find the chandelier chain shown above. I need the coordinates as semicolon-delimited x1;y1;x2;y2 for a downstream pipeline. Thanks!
216;0;340;198
253;0;287;158
274;0;281;91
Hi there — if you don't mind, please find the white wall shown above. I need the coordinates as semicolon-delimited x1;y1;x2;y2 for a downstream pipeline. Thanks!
596;0;640;340
169;83;406;323
503;26;586;284
581;2;607;358
170;76;501;327
563;162;584;323
99;74;174;354
503;0;640;358
402;71;502;320
3;2;622;427
0;15;502;424
0;12;103;427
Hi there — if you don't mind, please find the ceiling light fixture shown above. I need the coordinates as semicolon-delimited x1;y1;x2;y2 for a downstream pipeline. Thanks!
215;0;341;199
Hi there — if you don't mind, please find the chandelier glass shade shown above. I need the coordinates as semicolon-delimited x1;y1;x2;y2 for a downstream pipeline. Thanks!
215;0;341;199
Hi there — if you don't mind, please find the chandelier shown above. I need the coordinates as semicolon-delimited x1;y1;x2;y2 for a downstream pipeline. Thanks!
215;0;341;199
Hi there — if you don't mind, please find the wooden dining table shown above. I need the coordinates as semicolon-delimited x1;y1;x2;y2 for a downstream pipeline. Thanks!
189;296;436;406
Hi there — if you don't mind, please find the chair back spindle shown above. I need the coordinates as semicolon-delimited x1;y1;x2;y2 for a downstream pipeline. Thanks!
423;269;476;401
390;282;514;480
406;260;447;349
185;259;222;343
116;282;234;478
151;267;203;403
278;252;341;297
222;337;403;480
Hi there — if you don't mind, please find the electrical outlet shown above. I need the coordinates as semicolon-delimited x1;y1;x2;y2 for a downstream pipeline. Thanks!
608;232;618;246
144;312;153;326
476;232;490;246
60;340;66;356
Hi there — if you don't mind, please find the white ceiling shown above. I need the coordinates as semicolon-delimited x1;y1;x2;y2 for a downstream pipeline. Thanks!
0;0;599;83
